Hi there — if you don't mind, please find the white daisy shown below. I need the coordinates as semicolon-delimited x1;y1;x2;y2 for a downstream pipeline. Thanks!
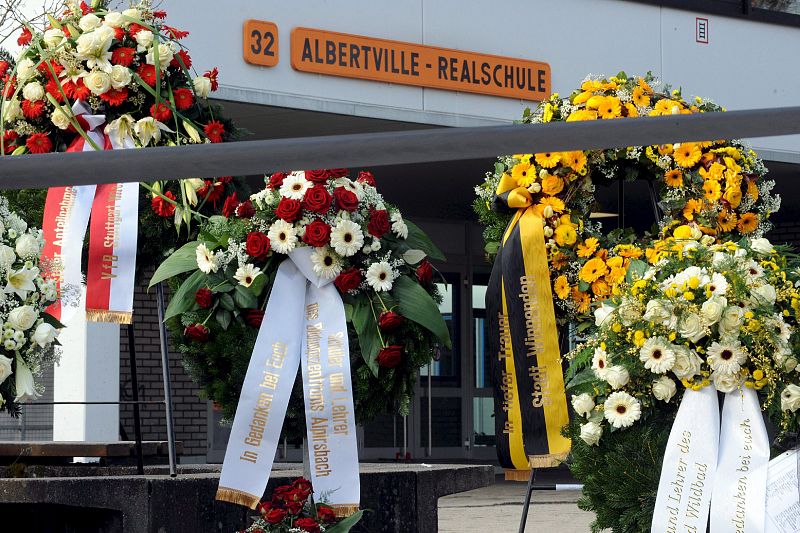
279;172;311;200
603;391;641;429
638;336;676;374
234;263;262;287
195;243;218;274
365;261;395;292
391;212;408;239
330;219;364;257
310;247;342;280
706;340;748;375
591;346;610;379
268;220;298;255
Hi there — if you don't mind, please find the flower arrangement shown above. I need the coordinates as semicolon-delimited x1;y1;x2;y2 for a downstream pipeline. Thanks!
152;169;450;437
0;196;61;414
473;72;779;327
237;478;363;533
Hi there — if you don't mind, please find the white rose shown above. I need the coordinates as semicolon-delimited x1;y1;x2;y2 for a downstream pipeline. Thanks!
43;28;65;49
51;106;71;130
643;299;673;326
571;393;595;418
103;12;124;28
700;235;715;246
750;237;774;255
751;284;777;307
146;43;174;70
121;8;141;23
719;306;744;338
76;30;108;58
8;305;37;331
712;371;744;394
15;58;35;82
32;322;57;347
672;345;702;380
678;312;706;343
109;64;132;89
605;365;630;390
193;76;211;98
690;226;703;240
0;353;11;385
85;70;111;95
782;385;800;412
580;422;603;446
784;357;799;372
618;296;641;326
653;376;677;402
134;29;154;50
22;81;44;102
2;99;22;122
700;296;727;326
15;234;40;258
79;13;102;32
594;303;615;327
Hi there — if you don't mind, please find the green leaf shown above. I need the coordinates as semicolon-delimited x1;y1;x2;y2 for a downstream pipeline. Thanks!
249;272;267;297
576;321;593;333
234;285;258;309
41;313;66;330
163;270;206;321
219;293;235;311
625;259;648;283
494;161;506;175
212;282;234;294
349;297;380;376
150;241;205;288
484;241;500;255
216;308;232;331
578;280;590;292
393;276;451;349
404;219;445;262
565;367;597;393
324;510;365;533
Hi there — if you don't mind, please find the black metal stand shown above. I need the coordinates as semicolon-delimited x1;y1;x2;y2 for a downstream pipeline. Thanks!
156;282;178;477
126;323;144;475
518;468;537;533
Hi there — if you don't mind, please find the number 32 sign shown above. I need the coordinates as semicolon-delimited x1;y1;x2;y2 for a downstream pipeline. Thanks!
243;20;279;67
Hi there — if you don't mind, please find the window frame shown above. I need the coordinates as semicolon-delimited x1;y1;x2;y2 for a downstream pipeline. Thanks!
622;0;800;28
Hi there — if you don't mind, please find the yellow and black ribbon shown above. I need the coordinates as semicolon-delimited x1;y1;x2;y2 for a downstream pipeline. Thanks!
487;174;571;480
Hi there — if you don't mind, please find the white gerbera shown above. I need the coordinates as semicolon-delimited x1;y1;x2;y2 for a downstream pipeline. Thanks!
391;212;408;239
234;263;262;287
365;261;395;292
638;336;676;374
268;220;298;254
591;346;610;379
330;219;364;257
279;172;311;200
310;247;342;280
706;340;748;375
195;243;218;274
707;272;729;296
603;391;641;429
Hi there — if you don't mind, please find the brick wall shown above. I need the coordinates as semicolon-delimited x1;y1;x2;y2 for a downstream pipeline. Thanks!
118;266;209;459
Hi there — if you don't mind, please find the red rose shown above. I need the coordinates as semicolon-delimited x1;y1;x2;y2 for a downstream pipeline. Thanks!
243;310;264;329
150;102;172;122
172;87;194;110
195;288;213;309
304;169;330;184
293;478;313;492
294;518;320;533
275;198;302;222
302;220;331;247
334;268;362;294
256;501;271;515
333;187;359;212
235;200;255;218
272;485;293;501
184;323;210;343
303;186;332;214
377;345;403;368
316;505;337;523
218;176;233;184
221;193;239;218
378;311;404;331
25;133;52;154
151;191;176;217
416;260;434;285
285;501;304;515
246;232;271;260
367;209;390;238
357;171;376;186
268;172;287;189
328;168;349;179
265;508;287;524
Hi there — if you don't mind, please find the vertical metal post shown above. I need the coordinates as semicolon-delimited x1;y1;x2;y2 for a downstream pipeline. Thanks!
402;415;407;459
427;361;432;458
646;179;662;223
126;323;145;475
156;282;178;477
518;468;537;533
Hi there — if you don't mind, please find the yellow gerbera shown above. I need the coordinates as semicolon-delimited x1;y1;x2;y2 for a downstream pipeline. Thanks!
624;103;639;118
567;109;598;122
553;275;570;300
664;169;683;187
597;96;622;119
564;151;587;173
571;288;591;314
716;210;737;232
512;153;532;163
683;198;703;221
541;174;564;196
653;99;683;116
723;186;742;209
632;86;650;107
581;79;603;92
657;144;674;156
511;163;534;187
576;237;599;258
579;257;608;283
534;152;561;168
703;179;722;202
637;77;653;94
572;91;593;105
607;266;627;285
533;196;566;217
615;245;643;259
673;143;702;168
738;212;759;234
554;224;577;246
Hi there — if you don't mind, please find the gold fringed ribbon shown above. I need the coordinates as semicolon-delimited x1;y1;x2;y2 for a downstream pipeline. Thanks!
488;173;571;481
85;309;133;324
330;504;361;517
215;486;261;509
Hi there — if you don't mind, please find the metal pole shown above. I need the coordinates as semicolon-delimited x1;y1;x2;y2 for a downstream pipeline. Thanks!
518;468;537;533
402;415;407;459
427;361;432;458
126;323;145;475
647;179;662;223
156;282;178;477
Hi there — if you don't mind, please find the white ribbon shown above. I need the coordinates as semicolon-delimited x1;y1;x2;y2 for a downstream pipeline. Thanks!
217;248;360;511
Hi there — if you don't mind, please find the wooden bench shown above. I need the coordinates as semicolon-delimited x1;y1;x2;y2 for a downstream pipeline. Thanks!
0;441;183;465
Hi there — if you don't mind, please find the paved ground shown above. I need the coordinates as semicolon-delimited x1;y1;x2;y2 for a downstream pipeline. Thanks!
438;477;596;532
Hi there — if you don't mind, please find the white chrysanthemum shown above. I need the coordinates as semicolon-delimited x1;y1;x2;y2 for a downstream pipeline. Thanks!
365;261;395;292
391;212;408;239
310;247;342;280
279;172;311;200
591;346;610;379
195;243;218;274
234;263;262;287
707;341;748;375
638;336;676;374
603;391;641;429
330;219;364;257
268;220;298;255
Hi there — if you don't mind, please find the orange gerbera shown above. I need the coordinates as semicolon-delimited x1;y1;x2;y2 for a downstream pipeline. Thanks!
576;237;599;258
747;180;759;201
607;266;627;285
550;251;569;270
683;198;703;221
564;151;587;173
632;86;650;107
535;152;561;168
703;179;722;202
623;103;639;118
579;257;608;283
554;275;570;300
534;196;565;216
615;245;643;259
674;143;702;168
717;210;737;232
597;96;622;119
738;212;759;234
571;288;591;314
637;77;653;94
664;169;683;187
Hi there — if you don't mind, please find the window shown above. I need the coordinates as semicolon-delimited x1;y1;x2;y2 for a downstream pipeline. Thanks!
622;0;800;27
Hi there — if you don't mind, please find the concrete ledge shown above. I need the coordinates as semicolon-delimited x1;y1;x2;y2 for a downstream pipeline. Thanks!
0;463;494;532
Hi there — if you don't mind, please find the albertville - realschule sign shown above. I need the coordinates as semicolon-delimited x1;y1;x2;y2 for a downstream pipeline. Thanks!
243;21;551;101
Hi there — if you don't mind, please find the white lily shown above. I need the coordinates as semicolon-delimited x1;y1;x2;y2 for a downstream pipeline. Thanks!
4;266;39;299
14;355;40;402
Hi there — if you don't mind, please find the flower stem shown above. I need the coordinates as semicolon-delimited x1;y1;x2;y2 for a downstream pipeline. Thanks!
368;296;385;348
